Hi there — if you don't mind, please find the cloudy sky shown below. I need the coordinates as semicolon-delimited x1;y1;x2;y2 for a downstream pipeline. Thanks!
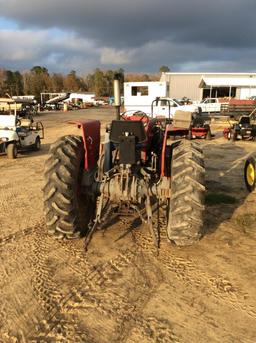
0;0;255;74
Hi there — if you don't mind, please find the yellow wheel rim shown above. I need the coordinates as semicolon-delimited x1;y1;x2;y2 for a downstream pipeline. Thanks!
246;163;255;186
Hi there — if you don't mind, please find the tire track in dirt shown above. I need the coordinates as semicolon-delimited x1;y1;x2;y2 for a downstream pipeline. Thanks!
65;253;177;343
30;214;255;342
132;221;256;321
28;230;67;315
29;247;140;340
47;238;91;276
125;316;180;343
1;216;254;342
0;220;138;340
56;234;180;342
0;225;39;247
0;223;45;341
27;232;108;341
0;228;94;341
0;222;93;341
29;236;179;342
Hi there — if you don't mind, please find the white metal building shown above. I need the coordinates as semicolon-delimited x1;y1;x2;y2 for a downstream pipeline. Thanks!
160;72;256;101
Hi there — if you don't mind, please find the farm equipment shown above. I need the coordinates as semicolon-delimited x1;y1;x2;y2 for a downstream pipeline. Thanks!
244;156;256;192
43;110;205;248
151;98;212;140
223;108;256;141
0;99;44;159
187;112;212;140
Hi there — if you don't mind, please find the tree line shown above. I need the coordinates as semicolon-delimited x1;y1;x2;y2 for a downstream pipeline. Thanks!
0;66;163;101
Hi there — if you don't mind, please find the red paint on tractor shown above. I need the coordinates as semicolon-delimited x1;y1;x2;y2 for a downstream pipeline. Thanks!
68;119;100;170
223;127;230;139
191;127;208;137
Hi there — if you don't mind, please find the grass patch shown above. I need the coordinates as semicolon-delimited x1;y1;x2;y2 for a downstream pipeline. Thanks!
205;193;237;206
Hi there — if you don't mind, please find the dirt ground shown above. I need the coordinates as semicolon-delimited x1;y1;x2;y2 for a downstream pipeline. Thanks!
0;108;255;343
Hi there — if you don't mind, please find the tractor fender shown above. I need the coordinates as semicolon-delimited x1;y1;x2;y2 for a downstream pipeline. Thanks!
68;119;100;170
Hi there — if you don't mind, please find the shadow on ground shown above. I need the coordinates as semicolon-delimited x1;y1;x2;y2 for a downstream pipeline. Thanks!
203;141;253;236
18;143;51;158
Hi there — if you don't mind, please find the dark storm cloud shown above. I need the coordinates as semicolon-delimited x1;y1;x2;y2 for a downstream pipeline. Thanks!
0;0;255;73
0;0;255;49
0;29;100;73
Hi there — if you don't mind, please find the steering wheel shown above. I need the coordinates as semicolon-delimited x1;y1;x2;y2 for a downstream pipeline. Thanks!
121;110;149;121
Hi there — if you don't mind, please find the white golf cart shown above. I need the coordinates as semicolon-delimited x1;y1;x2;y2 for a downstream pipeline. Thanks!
0;99;44;159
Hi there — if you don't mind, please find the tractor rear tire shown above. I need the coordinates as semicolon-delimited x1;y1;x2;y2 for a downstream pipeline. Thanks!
6;143;17;159
43;135;95;239
244;157;256;192
167;141;205;246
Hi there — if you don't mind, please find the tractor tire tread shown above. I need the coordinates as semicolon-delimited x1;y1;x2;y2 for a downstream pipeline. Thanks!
167;141;205;246
43;135;95;238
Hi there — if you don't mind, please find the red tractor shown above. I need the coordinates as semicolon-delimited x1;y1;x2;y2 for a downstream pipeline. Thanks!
43;112;205;248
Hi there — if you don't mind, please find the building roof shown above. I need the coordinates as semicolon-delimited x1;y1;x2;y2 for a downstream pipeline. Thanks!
163;72;256;75
124;81;166;86
199;77;256;88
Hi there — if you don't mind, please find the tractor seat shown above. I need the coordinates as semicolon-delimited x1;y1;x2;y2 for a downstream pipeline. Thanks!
192;114;205;128
20;118;33;127
109;120;147;144
239;116;250;126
